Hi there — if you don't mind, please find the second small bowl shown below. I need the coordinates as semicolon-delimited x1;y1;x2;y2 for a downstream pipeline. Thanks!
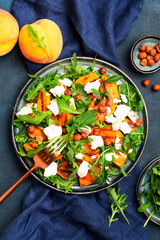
130;35;160;74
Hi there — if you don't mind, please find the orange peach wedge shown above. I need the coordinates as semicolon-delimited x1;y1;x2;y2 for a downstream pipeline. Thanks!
0;9;19;56
19;19;63;64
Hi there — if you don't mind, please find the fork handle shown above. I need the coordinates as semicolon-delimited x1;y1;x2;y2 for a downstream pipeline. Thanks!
0;165;36;203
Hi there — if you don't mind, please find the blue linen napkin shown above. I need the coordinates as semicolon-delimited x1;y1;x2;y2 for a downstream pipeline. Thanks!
1;0;150;239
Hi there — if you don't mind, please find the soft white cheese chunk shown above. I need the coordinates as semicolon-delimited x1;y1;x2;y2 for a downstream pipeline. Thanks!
105;115;122;131
106;107;111;115
114;105;131;120
116;80;123;85
43;125;62;140
50;85;65;97
44;161;57;177
84;80;100;94
120;122;132;134
77;160;89;178
115;136;121;150
105;152;119;162
16;103;37;117
113;98;121;103
91;155;97;160
69;98;76;108
78;126;91;135
120;94;128;103
47;99;59;116
128;111;139;124
59;78;72;87
89;135;104;149
128;149;133;154
75;153;84;160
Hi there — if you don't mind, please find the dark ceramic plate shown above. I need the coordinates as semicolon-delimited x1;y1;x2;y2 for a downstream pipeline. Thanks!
130;35;160;74
136;157;160;225
11;56;149;194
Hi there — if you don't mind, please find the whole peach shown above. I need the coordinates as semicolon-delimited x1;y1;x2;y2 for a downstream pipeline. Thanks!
0;9;19;56
19;19;63;64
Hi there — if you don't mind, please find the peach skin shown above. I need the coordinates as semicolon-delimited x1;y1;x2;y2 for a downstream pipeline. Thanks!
19;19;63;64
0;9;19;56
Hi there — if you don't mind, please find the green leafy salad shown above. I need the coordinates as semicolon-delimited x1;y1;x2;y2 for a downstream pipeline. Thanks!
13;53;145;193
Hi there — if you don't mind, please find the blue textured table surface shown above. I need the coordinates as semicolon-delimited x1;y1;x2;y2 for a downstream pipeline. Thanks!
0;0;160;239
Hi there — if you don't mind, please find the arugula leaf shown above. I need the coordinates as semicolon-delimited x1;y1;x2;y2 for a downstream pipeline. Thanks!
105;75;123;83
28;24;50;57
15;127;29;144
119;83;144;112
56;96;82;114
106;187;130;226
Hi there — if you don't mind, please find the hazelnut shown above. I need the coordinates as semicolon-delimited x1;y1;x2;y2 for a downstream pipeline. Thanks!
27;125;35;133
98;105;107;113
147;59;155;66
62;127;67;134
28;113;35;117
101;99;107;106
91;148;99;155
155;44;160;53
149;48;157;56
73;134;82;141
154;54;160;62
75;94;82;101
135;119;143;127
140;59;147;66
64;89;72;95
152;84;160;91
81;132;88;139
104;138;112;146
35;135;44;142
89;94;94;100
138;45;146;52
146;55;153;61
138;52;147;59
146;45;153;54
142;79;150;87
93;128;100;135
100;67;107;74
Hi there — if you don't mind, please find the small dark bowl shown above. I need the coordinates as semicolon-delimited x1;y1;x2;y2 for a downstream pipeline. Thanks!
136;156;160;225
130;35;160;74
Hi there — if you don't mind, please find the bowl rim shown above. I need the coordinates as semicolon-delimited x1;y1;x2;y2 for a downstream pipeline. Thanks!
130;35;160;74
11;56;149;194
136;156;160;225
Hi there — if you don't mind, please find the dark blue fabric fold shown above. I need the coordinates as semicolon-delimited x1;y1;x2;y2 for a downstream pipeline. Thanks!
1;0;150;239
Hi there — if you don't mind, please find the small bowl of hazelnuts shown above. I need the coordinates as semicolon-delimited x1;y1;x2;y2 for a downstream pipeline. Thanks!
130;35;160;74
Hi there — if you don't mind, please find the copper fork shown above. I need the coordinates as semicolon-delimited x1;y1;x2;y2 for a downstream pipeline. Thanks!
0;136;67;203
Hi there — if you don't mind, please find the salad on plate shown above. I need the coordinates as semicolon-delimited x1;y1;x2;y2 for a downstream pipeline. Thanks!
13;53;145;193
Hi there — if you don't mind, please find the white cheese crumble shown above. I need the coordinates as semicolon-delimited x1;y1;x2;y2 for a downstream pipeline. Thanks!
77;160;89;178
106;107;111;115
114;105;131;120
105;152;119;162
75;153;84;160
47;99;59;116
44;161;57;177
113;98;121;103
91;155;97;160
59;78;72;87
84;80;100;94
78;126;91;135
89;135;104;149
43;125;62;140
128;111;139;124
115;136;121;150
16;103;37;117
128;149;133;154
69;98;76;108
120;122;132;134
120;94;128;103
105;115;122;131
116;80;123;85
50;85;65;97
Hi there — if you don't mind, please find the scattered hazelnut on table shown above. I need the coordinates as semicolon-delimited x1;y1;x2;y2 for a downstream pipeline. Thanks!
152;84;160;91
139;45;146;51
154;54;160;62
142;79;150;87
100;67;107;74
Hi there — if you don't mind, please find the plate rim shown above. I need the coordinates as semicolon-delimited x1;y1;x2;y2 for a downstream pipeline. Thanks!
136;156;160;225
11;56;149;194
130;35;160;74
